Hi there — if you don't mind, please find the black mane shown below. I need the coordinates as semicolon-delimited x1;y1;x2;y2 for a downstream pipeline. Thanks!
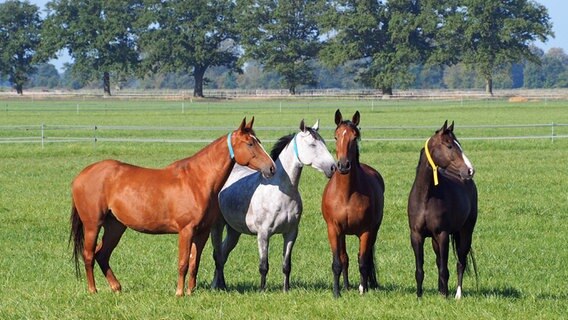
270;134;294;160
270;127;325;161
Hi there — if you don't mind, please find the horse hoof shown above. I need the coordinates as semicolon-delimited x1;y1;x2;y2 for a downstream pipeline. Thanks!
359;284;365;295
455;286;462;299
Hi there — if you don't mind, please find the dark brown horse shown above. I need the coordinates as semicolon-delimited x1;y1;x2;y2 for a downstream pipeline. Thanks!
321;109;385;298
407;121;477;299
70;118;275;296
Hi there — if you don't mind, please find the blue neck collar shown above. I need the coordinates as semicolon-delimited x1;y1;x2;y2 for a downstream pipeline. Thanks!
227;132;235;160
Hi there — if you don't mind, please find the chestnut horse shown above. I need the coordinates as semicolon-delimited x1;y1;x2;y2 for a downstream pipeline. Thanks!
407;121;477;299
69;118;275;296
321;109;385;298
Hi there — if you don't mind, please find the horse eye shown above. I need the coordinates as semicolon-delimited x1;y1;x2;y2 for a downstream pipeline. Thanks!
447;144;453;149
247;142;253;147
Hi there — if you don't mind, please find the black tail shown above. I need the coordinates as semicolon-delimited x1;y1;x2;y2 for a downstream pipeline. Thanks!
451;235;479;291
69;201;84;278
469;247;479;291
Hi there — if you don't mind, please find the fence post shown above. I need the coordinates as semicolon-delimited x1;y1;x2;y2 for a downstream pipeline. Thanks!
41;123;45;148
551;122;555;143
94;125;98;149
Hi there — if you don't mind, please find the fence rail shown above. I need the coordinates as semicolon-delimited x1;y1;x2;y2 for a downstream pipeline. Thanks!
1;123;566;146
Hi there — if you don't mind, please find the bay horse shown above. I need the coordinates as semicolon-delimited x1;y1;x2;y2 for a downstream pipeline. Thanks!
407;120;477;299
69;117;276;296
211;119;336;292
321;109;385;298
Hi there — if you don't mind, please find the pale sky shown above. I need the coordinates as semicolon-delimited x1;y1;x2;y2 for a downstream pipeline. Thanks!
14;0;568;71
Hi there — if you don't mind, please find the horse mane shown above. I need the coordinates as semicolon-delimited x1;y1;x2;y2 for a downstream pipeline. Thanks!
270;134;294;160
270;127;325;161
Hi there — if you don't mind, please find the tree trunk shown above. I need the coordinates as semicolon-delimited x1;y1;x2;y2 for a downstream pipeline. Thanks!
289;86;296;95
15;83;23;95
193;65;206;98
382;87;393;96
103;72;111;96
485;77;493;96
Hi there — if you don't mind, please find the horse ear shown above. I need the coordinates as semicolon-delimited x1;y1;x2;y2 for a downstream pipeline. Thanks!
440;120;448;133
245;116;255;130
352;111;360;126
335;109;342;125
238;117;247;131
448;121;455;132
312;119;320;131
299;119;306;132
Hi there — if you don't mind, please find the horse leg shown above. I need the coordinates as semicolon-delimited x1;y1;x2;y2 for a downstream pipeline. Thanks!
357;230;378;294
176;226;194;296
95;214;126;292
410;230;425;297
210;219;226;290
432;232;450;297
455;230;473;299
257;231;270;291
326;225;344;298
212;224;241;290
186;230;209;295
81;222;101;294
282;229;298;292
339;235;350;291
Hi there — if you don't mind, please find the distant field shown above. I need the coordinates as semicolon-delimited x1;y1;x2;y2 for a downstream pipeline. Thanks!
1;97;567;319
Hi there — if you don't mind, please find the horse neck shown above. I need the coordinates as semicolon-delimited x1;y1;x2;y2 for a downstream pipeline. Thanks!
413;152;436;199
276;142;303;187
171;135;235;192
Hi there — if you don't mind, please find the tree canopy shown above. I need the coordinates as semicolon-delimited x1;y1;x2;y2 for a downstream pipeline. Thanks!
238;0;327;94
457;0;554;95
0;0;558;95
138;0;241;97
42;0;142;95
0;0;44;94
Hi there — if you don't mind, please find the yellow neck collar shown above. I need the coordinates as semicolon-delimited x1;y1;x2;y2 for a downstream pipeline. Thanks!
424;138;439;186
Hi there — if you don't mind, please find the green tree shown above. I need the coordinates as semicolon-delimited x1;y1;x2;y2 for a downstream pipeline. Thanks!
29;63;61;88
138;0;240;97
238;0;326;94
42;0;142;95
457;0;553;95
321;0;452;95
0;0;45;94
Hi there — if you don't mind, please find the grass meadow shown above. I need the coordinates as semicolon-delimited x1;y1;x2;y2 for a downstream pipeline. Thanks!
0;97;567;319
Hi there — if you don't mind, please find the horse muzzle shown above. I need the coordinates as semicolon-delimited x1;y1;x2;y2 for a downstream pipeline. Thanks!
261;164;276;179
337;159;351;174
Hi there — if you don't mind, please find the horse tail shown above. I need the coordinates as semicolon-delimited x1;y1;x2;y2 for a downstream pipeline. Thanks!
469;247;479;291
69;199;84;278
450;235;480;291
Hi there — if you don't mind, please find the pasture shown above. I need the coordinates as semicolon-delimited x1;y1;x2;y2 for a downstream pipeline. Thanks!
1;97;567;319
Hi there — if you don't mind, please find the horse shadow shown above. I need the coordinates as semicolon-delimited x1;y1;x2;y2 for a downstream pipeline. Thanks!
211;280;526;300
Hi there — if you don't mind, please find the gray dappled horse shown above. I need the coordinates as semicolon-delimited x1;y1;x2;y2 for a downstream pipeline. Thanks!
211;119;336;291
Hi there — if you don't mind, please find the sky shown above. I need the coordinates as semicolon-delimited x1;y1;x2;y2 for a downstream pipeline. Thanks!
13;0;568;72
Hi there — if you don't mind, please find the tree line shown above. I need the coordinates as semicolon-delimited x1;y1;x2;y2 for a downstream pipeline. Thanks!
0;0;556;96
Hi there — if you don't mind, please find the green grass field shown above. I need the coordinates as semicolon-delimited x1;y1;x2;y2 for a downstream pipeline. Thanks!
1;97;567;319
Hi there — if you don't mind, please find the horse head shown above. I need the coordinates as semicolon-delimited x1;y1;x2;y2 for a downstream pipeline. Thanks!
294;119;336;178
333;109;361;174
425;120;474;183
230;117;276;179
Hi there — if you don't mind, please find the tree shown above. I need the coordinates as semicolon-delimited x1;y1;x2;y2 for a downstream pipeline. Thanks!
42;0;142;95
457;0;553;95
238;0;326;94
29;63;61;88
321;0;452;95
0;0;45;94
138;0;240;98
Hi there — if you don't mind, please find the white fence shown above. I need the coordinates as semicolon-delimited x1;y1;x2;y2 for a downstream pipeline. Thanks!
1;123;567;147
